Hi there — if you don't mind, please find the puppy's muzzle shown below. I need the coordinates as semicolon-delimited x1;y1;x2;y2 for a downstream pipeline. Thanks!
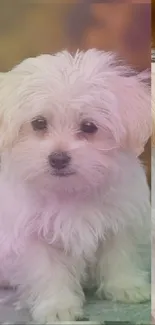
48;152;71;170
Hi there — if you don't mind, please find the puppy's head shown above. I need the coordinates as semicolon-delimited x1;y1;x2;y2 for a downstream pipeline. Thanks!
0;50;150;194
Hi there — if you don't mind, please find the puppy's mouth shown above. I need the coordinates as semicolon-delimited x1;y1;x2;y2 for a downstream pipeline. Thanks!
51;171;76;177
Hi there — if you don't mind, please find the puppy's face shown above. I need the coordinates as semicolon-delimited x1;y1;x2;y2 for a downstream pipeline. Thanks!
9;100;118;193
0;51;150;194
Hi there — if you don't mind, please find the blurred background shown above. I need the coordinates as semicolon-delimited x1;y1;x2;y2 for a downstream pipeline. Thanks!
0;0;151;71
0;0;151;182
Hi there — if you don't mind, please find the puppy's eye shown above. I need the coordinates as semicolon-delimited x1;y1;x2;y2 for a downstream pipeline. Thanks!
31;116;47;131
80;121;98;134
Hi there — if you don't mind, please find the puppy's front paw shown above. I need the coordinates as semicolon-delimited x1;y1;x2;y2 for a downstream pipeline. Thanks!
32;293;84;323
97;280;150;303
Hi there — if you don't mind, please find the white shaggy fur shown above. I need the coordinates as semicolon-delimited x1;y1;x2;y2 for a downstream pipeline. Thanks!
0;50;151;322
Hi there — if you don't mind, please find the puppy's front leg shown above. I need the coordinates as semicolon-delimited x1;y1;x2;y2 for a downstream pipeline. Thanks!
13;240;84;323
96;232;150;303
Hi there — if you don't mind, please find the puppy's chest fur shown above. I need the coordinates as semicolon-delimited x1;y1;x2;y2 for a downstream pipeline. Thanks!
0;179;114;261
38;197;107;259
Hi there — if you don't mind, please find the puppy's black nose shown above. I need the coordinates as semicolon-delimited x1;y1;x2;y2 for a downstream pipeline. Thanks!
48;152;71;170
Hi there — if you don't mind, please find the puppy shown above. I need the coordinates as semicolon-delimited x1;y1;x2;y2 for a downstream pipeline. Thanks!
0;50;151;323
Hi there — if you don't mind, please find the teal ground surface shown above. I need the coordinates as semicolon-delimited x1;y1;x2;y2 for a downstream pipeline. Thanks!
0;289;151;324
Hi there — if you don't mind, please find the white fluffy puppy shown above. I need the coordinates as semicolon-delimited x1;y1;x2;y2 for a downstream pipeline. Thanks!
0;50;151;323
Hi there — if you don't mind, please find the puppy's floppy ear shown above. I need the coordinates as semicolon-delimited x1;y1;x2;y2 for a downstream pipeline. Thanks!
0;58;42;152
81;50;151;156
106;67;151;156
